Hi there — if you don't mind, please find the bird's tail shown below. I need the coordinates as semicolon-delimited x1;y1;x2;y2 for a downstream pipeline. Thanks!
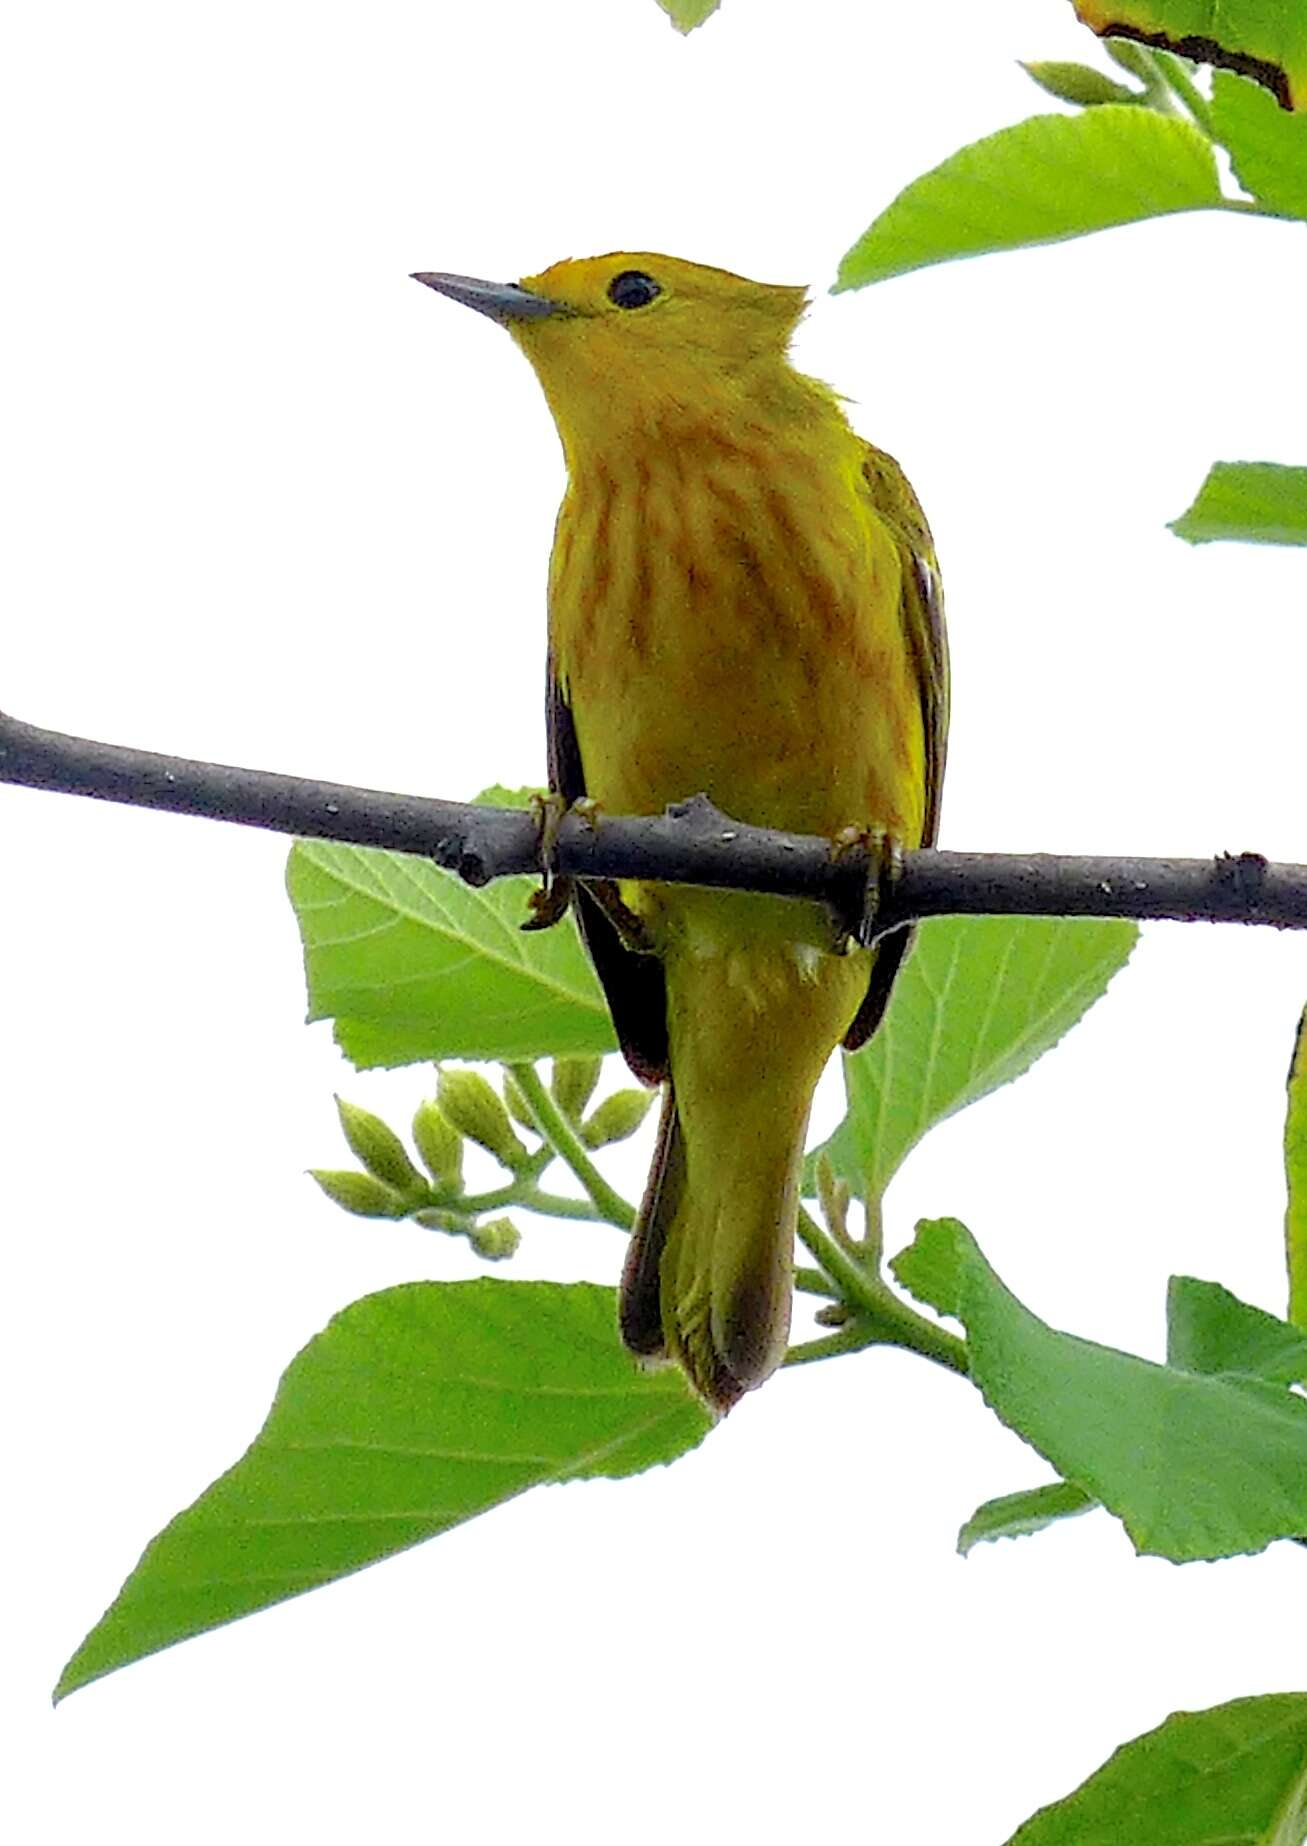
619;1080;803;1413
618;956;829;1414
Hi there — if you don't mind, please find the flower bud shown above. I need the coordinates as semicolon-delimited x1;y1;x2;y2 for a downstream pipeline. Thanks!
437;1068;530;1169
310;1169;408;1219
1103;37;1156;81
412;1099;464;1192
550;1056;603;1121
470;1216;521;1261
1020;60;1140;107
412;1206;465;1233
815;1154;851;1241
335;1097;424;1194
580;1088;656;1148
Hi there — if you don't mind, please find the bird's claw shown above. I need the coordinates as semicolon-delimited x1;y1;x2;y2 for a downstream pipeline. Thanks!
828;824;904;950
522;795;610;932
523;795;658;951
523;879;573;931
522;792;575;932
590;879;656;955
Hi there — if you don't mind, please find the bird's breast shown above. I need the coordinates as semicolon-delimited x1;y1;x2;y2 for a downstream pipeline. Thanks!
549;429;925;847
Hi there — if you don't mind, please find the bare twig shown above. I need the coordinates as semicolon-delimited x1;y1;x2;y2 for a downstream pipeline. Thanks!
3;710;1305;932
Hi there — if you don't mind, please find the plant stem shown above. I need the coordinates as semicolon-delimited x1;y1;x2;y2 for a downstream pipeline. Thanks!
795;1204;969;1375
455;1181;607;1222
793;1204;880;1314
794;1264;839;1300
505;1063;637;1230
523;1142;555;1180
1147;47;1215;135
784;1326;879;1368
862;1193;884;1270
518;1188;609;1221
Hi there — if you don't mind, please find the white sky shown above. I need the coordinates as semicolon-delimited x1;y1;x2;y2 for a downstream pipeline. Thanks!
3;1;1305;1840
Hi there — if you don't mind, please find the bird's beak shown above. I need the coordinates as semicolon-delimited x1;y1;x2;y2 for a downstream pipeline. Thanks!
410;271;565;323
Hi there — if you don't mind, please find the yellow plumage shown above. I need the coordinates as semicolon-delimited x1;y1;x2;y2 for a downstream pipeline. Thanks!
415;252;947;1413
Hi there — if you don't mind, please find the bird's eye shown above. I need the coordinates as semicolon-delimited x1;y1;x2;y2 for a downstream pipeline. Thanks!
607;270;661;310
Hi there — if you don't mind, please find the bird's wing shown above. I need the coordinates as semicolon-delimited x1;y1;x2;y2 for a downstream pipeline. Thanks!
547;656;669;1085
843;445;949;1051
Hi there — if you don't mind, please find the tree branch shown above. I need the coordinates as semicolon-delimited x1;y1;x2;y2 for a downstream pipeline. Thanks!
3;710;1304;931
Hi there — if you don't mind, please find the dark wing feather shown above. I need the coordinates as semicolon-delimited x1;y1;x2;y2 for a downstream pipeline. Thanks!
843;448;949;1052
547;656;669;1085
618;1082;683;1358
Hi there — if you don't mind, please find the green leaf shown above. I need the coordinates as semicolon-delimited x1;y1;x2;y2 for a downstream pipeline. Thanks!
1167;1276;1307;1383
899;1218;1307;1561
1004;1692;1307;1846
811;916;1136;1203
56;1280;711;1700
957;1480;1097;1555
1170;462;1307;544
1074;0;1307;112
286;841;615;1068
655;0;720;31
1287;1008;1307;1327
952;1273;1307;1560
836;108;1222;290
1212;70;1307;213
1021;60;1145;108
472;783;544;810
1104;36;1162;83
891;1212;964;1317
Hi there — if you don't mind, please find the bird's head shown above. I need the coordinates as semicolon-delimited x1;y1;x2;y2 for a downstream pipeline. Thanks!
413;252;809;456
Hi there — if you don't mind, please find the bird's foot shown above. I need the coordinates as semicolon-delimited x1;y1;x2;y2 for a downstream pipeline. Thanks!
522;792;578;932
589;878;656;955
828;824;904;950
522;795;643;938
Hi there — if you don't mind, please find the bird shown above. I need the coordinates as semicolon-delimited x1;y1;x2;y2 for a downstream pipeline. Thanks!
413;254;947;1415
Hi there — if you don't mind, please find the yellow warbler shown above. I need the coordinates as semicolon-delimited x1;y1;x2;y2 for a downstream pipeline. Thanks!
415;254;947;1414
